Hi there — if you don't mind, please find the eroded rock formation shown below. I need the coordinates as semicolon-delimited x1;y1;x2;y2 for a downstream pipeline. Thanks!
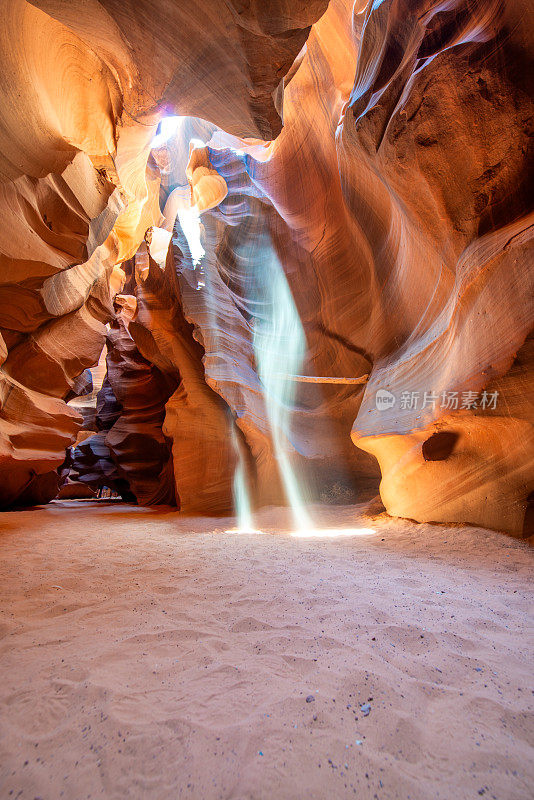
0;0;532;534
0;0;327;506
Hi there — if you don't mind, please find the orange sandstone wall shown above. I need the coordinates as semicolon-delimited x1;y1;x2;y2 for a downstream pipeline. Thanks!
0;0;531;535
143;0;532;532
0;0;327;506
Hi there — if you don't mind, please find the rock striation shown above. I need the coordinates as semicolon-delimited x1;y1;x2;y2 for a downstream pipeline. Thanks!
0;0;532;535
0;0;327;506
141;0;532;534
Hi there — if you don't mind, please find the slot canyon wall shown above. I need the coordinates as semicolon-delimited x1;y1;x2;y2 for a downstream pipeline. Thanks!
0;0;532;535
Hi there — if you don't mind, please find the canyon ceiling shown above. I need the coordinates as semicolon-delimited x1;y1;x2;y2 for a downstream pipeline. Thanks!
0;0;532;535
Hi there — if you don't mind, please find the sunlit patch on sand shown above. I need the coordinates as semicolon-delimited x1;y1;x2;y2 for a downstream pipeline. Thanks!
224;528;266;535
291;527;375;538
223;526;375;538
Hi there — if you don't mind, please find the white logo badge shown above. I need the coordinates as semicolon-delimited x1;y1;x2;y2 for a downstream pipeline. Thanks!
375;389;396;411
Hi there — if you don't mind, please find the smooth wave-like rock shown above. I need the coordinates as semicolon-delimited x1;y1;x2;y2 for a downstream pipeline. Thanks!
130;250;240;514
0;0;327;507
0;0;531;534
149;0;530;533
103;315;178;506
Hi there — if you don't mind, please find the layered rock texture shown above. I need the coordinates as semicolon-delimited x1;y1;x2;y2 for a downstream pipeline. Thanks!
0;0;327;506
0;0;532;534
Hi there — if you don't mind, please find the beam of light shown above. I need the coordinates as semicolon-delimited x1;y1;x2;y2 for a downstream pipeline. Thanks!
177;206;205;268
231;424;254;533
291;527;375;538
253;250;313;533
150;116;184;149
152;118;311;529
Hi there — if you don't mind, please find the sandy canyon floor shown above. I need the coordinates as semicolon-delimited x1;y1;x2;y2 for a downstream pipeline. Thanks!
0;501;532;800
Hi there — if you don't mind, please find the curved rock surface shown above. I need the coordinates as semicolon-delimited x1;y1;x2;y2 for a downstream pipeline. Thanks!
0;0;531;534
140;0;532;533
0;0;327;507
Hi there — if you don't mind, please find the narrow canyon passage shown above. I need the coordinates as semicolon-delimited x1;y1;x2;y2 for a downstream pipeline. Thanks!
1;502;532;800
